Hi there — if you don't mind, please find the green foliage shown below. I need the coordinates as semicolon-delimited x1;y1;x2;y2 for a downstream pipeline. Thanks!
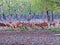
0;0;60;15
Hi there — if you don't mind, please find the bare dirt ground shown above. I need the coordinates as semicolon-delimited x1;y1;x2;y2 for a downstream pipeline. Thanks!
0;30;60;45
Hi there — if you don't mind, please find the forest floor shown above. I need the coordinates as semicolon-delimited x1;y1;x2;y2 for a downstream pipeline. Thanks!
0;29;60;45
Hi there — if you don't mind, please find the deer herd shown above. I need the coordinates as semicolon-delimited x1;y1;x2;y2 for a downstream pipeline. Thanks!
0;21;60;28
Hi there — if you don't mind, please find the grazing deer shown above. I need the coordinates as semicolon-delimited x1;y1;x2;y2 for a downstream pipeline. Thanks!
5;23;13;28
6;21;23;28
12;22;23;28
0;23;6;27
6;23;11;27
34;22;48;28
31;23;37;28
6;18;12;27
23;23;32;28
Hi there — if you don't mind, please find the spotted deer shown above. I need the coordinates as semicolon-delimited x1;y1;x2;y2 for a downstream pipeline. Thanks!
34;22;48;28
12;22;23;28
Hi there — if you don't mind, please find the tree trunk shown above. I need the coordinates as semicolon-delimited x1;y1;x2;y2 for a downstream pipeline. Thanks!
16;13;18;20
3;13;6;20
46;10;50;22
27;13;31;21
10;14;12;17
51;11;54;22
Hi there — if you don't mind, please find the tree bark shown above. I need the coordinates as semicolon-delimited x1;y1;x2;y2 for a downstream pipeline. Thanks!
27;13;31;21
3;13;6;20
16;13;18;20
51;11;54;22
46;10;50;22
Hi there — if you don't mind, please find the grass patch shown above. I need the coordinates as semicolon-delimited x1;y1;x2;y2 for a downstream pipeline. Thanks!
4;25;60;33
46;28;60;32
17;25;28;31
5;27;14;31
